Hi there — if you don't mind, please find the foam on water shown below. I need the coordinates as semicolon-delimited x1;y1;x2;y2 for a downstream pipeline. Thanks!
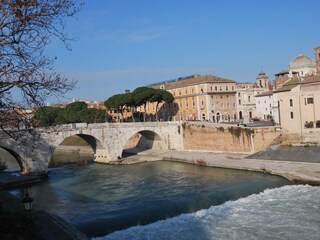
92;185;320;240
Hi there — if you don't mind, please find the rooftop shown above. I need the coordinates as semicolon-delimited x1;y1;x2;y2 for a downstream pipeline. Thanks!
274;75;320;93
148;74;236;89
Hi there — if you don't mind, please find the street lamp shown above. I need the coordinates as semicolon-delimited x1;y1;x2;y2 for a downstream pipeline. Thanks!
22;187;33;211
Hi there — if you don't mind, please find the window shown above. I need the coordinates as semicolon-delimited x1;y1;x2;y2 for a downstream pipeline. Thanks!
185;89;188;94
220;86;222;91
227;103;230;108
232;86;234;90
248;96;251;102
192;88;194;93
186;98;189;108
192;98;195;107
226;86;229;91
239;100;241;105
307;97;314;104
290;99;293;107
290;112;294;119
210;86;213;91
215;86;218;91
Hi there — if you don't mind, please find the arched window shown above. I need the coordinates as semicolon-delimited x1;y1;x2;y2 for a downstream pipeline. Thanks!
216;112;220;122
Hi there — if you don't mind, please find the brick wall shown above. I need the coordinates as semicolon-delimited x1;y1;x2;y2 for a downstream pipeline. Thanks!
183;123;281;153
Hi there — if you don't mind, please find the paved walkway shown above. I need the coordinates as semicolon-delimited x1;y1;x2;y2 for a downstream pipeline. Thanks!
122;148;320;185
246;145;320;163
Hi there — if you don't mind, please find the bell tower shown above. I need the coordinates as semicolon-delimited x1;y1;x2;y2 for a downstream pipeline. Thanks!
256;70;269;89
315;46;320;74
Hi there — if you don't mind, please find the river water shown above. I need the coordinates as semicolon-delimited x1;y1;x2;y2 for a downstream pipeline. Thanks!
11;161;320;239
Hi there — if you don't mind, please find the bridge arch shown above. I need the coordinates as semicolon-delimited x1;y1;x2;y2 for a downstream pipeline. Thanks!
53;133;105;161
0;146;29;173
121;130;165;157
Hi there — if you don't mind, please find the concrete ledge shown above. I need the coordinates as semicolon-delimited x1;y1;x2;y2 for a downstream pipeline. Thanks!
117;149;320;185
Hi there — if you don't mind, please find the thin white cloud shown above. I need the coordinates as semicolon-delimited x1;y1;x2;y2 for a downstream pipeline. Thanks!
127;30;168;43
94;26;173;43
62;66;218;83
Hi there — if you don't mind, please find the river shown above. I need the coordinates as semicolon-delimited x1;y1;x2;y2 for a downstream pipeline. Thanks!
10;160;320;239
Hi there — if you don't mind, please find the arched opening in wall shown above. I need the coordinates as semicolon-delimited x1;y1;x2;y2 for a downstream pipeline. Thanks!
0;147;27;173
239;111;243;120
51;134;103;167
122;130;164;158
216;112;221;123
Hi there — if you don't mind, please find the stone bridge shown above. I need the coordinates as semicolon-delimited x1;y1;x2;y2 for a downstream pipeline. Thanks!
0;122;184;174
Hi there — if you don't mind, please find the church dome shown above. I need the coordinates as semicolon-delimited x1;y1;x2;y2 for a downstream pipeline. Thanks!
289;54;315;69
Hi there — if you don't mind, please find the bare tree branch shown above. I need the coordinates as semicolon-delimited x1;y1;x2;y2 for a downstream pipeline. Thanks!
0;0;82;141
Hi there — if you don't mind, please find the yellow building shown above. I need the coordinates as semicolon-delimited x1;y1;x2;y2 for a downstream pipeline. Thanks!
146;74;237;122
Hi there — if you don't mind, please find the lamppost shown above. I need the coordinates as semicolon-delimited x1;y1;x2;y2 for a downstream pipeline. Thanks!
22;187;33;211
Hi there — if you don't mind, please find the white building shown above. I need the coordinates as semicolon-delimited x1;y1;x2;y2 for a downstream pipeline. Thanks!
255;91;279;124
236;70;270;123
288;54;316;78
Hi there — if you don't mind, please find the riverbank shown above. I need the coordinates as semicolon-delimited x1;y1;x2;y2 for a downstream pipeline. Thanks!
0;172;48;190
0;189;89;240
115;148;320;185
0;173;89;240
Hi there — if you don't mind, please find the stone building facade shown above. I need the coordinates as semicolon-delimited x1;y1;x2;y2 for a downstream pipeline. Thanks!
255;91;279;124
146;74;237;122
274;75;320;140
236;70;269;122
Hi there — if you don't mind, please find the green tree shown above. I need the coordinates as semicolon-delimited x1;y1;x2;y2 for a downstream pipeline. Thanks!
79;108;107;123
149;89;174;120
63;102;88;123
104;93;135;122
33;107;62;127
132;87;157;121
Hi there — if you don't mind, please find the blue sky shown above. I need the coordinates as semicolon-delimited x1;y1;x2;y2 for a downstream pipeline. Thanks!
46;0;320;103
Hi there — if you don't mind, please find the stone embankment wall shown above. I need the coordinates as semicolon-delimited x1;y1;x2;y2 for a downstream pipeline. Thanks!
183;122;281;153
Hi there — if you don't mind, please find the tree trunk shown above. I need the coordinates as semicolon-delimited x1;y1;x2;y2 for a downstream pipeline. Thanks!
143;103;147;122
155;101;160;121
